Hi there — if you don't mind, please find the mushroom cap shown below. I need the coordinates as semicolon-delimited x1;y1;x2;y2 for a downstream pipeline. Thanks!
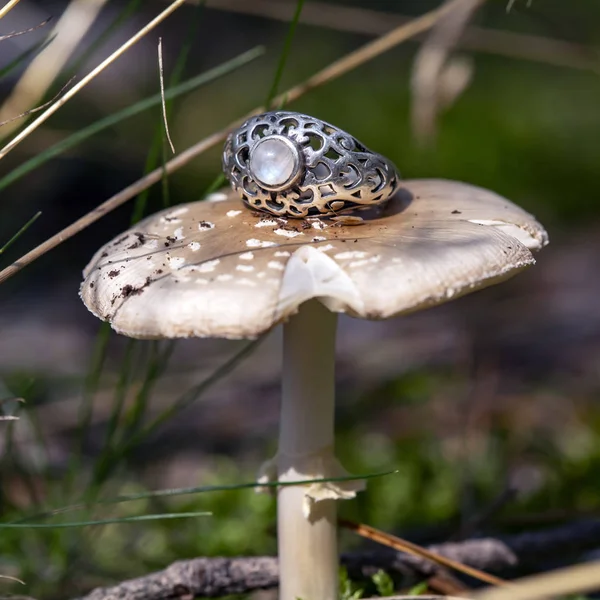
80;179;548;339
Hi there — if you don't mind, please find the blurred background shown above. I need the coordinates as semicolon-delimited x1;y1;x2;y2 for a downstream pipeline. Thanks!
1;0;600;597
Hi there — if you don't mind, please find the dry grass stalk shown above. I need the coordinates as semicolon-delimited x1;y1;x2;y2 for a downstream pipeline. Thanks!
158;37;175;154
0;0;22;21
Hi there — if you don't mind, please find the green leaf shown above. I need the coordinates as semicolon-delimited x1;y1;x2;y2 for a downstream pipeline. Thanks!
372;570;395;597
19;470;398;523
339;566;364;600
0;211;41;256
264;0;305;108
407;581;429;596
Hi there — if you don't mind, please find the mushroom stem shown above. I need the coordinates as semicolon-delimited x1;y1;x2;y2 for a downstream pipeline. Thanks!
278;299;338;600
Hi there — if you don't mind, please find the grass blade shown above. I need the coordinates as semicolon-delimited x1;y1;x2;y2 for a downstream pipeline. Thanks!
89;338;263;488
132;0;205;221
0;211;41;255
264;0;305;108
18;470;399;522
1;511;211;529
0;36;55;81
66;321;111;492
121;341;175;438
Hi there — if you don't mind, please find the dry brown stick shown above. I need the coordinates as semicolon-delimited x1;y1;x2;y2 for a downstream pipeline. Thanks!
0;0;466;286
340;519;508;588
205;0;599;72
72;519;600;600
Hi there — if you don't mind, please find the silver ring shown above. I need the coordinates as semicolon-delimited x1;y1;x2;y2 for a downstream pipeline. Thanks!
222;111;400;218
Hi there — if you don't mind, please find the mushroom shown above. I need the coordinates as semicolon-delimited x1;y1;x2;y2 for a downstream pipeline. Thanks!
80;179;548;600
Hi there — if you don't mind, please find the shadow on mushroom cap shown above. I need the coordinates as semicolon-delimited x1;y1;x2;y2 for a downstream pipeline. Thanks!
79;179;548;339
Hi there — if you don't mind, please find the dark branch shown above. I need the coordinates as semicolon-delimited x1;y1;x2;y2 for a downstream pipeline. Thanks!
74;519;600;600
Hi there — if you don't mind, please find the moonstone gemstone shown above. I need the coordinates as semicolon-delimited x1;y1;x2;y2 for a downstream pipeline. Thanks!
250;138;296;188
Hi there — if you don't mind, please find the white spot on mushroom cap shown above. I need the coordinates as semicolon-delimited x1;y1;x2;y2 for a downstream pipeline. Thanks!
160;207;188;224
167;207;188;217
312;236;326;242
268;261;285;271
317;244;335;252
216;273;233;282
255;219;280;228
167;256;186;269
349;256;380;268
226;210;242;217
198;221;215;231
207;192;229;202
246;239;277;248
188;242;201;251
274;251;291;257
239;252;254;260
238;278;257;286
173;227;185;240
274;228;303;238
143;239;159;250
197;259;220;273
236;264;254;272
335;251;367;260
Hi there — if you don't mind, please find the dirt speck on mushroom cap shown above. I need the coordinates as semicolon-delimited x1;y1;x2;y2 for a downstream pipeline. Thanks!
79;179;548;340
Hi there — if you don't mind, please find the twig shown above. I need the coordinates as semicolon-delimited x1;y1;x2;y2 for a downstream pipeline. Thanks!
0;0;466;285
71;519;600;600
158;37;175;154
0;0;189;160
340;519;507;587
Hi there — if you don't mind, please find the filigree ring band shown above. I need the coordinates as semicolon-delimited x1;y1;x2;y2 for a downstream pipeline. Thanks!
222;111;400;219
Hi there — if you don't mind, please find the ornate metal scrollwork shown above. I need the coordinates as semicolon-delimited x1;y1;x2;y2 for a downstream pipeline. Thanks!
222;111;400;218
